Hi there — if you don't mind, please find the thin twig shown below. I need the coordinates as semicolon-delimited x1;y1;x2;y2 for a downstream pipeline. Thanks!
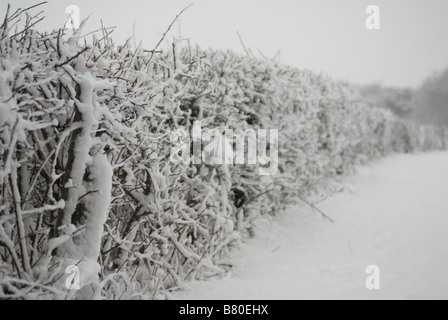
298;195;334;223
147;4;194;65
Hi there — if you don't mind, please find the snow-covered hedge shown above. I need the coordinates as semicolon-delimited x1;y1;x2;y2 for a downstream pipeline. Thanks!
1;8;447;299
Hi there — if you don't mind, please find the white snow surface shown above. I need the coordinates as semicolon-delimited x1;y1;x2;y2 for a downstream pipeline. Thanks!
173;151;448;300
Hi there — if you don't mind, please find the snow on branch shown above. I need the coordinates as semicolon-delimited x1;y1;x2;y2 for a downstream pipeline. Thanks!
1;4;447;300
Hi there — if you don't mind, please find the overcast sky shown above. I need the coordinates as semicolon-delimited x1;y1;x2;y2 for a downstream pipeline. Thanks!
2;0;448;88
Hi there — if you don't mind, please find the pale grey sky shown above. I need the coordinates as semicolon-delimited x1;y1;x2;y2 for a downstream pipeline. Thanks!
2;0;448;88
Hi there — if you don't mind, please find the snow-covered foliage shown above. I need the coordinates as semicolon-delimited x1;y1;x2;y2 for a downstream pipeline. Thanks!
410;68;448;127
1;7;447;299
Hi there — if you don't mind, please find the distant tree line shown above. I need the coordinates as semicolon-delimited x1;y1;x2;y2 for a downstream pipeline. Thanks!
359;68;448;127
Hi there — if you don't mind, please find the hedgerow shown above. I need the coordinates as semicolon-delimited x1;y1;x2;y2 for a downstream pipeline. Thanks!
0;5;446;299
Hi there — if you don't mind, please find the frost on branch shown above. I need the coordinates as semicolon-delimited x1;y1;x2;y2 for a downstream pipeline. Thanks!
0;4;447;299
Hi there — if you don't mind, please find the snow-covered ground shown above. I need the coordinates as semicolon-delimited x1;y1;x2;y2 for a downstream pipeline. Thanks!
173;151;448;300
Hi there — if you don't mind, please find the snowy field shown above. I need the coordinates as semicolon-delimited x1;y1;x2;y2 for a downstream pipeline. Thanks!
173;151;448;300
